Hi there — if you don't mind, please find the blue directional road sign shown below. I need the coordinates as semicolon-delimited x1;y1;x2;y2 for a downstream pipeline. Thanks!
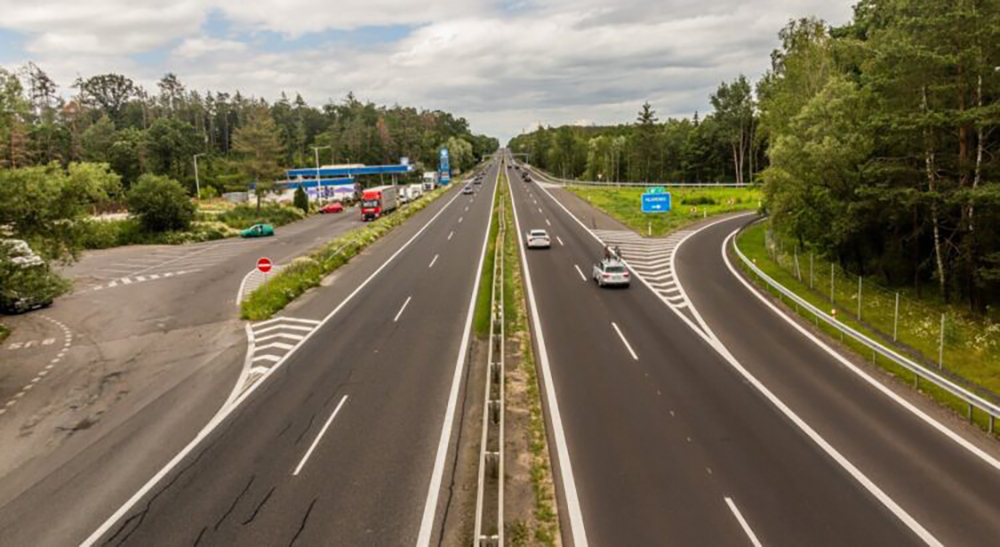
641;187;671;213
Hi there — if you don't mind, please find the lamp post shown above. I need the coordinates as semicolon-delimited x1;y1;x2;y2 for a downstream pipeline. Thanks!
193;153;206;199
313;145;332;201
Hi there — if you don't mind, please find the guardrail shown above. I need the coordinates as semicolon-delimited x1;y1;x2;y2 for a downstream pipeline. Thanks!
516;165;752;188
474;167;506;546
731;221;1000;434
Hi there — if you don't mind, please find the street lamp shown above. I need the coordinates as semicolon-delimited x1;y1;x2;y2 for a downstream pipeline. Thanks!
193;153;206;199
313;145;332;201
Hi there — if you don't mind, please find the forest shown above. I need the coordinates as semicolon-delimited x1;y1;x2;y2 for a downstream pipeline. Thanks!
0;68;498;196
510;0;1000;313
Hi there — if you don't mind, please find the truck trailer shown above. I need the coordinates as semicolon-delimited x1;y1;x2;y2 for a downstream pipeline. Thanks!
360;186;398;221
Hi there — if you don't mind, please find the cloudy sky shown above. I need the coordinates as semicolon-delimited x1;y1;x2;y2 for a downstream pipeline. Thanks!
0;0;854;143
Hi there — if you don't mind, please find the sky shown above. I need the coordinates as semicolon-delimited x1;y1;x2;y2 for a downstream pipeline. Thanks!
0;0;855;144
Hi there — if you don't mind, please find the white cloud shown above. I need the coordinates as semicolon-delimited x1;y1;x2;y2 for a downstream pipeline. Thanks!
173;37;247;59
0;0;856;142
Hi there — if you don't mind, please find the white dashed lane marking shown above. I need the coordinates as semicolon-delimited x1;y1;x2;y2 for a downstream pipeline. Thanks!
92;269;200;292
0;315;73;417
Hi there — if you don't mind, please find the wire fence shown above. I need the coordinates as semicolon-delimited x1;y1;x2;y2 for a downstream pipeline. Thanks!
755;227;1000;431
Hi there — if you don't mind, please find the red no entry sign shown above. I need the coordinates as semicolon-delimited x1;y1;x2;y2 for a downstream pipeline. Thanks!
257;257;273;273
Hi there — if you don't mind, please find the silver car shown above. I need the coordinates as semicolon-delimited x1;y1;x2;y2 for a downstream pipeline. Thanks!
592;258;630;287
526;229;551;249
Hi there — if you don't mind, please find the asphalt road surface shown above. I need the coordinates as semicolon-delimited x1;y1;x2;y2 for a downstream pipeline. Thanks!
70;162;499;546
509;157;1000;546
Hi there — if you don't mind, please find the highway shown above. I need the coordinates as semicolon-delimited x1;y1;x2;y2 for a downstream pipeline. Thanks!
509;157;1000;546
70;161;498;545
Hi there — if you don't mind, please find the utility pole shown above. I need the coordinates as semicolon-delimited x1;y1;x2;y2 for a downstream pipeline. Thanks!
313;145;331;201
193;153;206;199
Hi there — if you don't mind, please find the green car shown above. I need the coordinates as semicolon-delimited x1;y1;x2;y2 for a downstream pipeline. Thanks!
240;223;275;238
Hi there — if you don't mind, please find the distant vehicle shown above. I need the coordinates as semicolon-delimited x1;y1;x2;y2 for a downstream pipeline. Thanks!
320;202;343;214
463;184;474;195
241;223;275;238
525;229;551;249
361;185;398;221
473;176;482;184
523;173;532;182
0;239;59;313
407;184;424;201
593;258;631;288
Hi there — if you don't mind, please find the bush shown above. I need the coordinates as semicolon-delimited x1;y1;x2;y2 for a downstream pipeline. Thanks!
214;204;306;230
681;195;717;206
127;174;195;232
294;186;309;214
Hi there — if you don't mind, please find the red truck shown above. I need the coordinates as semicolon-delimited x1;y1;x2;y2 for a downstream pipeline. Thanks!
360;186;398;221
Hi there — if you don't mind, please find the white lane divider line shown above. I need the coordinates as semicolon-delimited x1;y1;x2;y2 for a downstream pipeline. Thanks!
459;216;464;224
448;231;454;241
725;497;762;547
545;218;551;227
429;254;439;268
394;296;412;322
95;269;199;292
538;207;543;214
293;395;348;476
574;264;587;282
556;236;564;246
612;321;638;361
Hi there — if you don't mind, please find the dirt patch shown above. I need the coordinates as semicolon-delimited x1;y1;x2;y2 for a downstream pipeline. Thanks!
439;336;488;547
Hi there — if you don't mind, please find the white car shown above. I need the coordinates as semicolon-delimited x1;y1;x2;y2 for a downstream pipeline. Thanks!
593;258;630;287
525;229;551;249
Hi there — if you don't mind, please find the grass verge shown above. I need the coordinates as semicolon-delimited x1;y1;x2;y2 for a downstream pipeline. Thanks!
737;221;1000;435
503;167;560;545
78;203;307;250
566;185;761;236
473;175;502;337
0;323;9;343
240;187;450;321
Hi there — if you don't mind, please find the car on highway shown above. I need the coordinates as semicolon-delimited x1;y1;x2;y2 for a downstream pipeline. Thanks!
320;202;343;214
463;184;474;195
593;257;630;288
525;229;551;249
522;173;532;182
240;223;275;238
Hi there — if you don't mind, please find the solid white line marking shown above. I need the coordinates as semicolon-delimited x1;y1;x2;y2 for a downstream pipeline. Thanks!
256;342;294;351
448;231;454;240
611;322;638;361
394;296;412;322
722;228;1000;473
574;264;587;281
507;166;589;546
293;395;348;476
429;254;439;268
725;497;762;547
253;324;314;335
255;333;305;343
417;161;500;546
556;235;564;246
252;354;281;363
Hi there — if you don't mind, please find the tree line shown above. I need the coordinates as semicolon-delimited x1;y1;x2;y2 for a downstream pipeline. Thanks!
0;66;498;197
510;0;1000;313
508;77;760;185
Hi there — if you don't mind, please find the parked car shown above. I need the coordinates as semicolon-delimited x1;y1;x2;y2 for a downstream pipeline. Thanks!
592;258;630;288
240;223;275;238
0;239;62;313
320;202;343;214
525;229;551;249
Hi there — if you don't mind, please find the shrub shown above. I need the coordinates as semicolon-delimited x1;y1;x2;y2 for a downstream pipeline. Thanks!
294;186;309;214
681;195;717;206
127;174;196;232
215;204;305;230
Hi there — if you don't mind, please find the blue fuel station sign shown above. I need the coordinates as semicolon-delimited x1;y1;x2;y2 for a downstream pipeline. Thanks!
439;149;451;185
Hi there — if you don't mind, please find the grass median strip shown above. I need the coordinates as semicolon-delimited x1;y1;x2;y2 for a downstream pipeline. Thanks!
240;186;451;321
566;185;761;236
737;221;1000;435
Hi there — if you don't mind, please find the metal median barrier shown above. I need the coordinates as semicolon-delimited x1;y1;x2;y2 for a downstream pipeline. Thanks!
732;223;1000;434
522;166;749;188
